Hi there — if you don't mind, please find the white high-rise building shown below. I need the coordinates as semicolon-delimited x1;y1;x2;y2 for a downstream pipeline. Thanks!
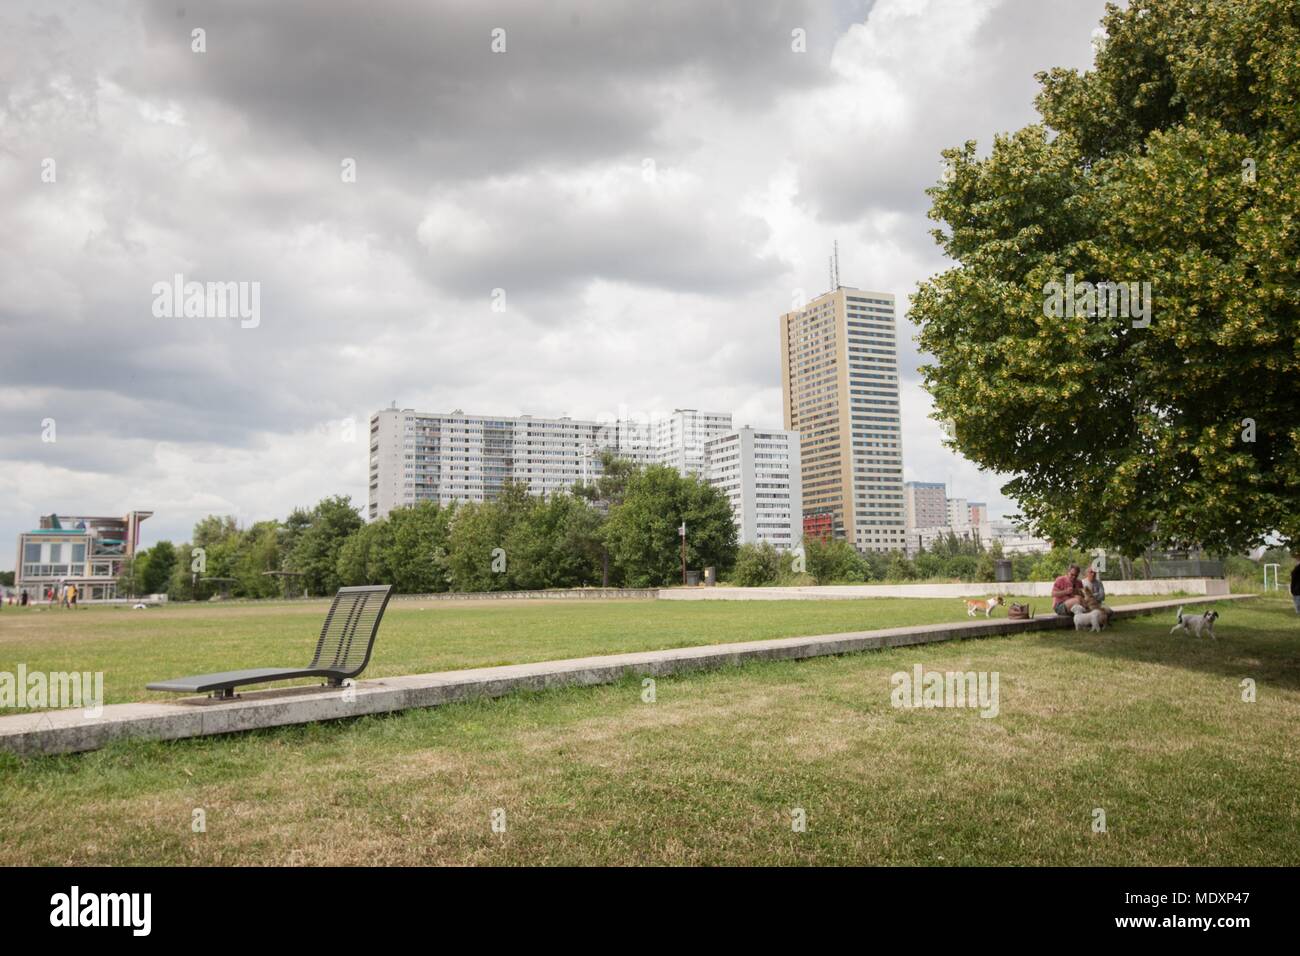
654;409;734;477
946;497;971;530
369;406;731;519
704;427;802;551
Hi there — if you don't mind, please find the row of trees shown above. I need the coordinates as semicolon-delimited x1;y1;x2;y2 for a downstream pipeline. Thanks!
732;535;1049;587
119;500;1290;599
731;537;1292;588
120;458;740;599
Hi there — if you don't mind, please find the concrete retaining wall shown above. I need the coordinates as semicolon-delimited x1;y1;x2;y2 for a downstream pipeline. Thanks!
392;588;658;602
657;578;1230;601
0;594;1248;757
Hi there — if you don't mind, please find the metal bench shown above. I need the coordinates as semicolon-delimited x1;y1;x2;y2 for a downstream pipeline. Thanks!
147;585;393;699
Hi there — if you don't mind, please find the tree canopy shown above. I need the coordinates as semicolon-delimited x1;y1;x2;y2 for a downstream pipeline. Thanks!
600;464;738;587
911;0;1299;557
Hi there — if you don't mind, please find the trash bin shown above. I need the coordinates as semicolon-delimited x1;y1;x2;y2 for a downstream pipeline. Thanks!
994;559;1013;583
704;566;716;586
686;570;701;586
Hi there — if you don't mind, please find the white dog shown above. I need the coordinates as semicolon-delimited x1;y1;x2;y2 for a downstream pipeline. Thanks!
1071;604;1104;632
1170;606;1218;640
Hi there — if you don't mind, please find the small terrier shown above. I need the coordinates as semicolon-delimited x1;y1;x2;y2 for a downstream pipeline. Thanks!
1170;606;1219;640
965;595;1005;618
1072;605;1105;632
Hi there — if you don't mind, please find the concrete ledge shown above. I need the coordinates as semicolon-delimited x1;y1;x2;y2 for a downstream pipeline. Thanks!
393;588;658;602
0;594;1251;756
659;577;1230;600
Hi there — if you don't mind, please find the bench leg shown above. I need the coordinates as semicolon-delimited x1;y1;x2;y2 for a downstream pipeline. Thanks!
211;688;237;700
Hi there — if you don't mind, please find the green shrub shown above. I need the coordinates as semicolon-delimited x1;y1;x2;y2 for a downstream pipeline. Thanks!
732;542;783;587
804;538;870;584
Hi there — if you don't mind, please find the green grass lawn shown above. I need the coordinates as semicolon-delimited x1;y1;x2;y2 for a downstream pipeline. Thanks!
0;593;1295;866
0;593;1147;707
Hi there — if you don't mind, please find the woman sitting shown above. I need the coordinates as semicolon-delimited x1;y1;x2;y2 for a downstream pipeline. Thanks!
1081;567;1111;624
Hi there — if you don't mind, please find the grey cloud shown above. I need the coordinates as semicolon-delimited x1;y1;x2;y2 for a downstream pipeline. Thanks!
124;0;839;183
793;0;1106;224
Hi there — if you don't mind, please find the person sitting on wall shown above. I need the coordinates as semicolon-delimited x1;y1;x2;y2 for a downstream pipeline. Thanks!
1052;563;1085;616
1081;566;1105;603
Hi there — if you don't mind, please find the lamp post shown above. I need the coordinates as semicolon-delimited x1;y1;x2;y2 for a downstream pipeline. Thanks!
679;522;687;585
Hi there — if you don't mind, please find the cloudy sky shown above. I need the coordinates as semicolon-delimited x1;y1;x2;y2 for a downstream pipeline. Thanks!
0;0;1110;564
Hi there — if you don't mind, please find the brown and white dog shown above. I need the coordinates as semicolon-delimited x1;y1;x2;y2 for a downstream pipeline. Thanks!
964;595;1005;618
1080;591;1112;627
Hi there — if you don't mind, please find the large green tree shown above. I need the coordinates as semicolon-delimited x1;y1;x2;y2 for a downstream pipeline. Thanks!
447;483;535;591
384;500;455;593
912;0;1299;556
601;465;737;587
233;521;284;598
337;519;391;588
504;493;603;590
286;496;364;596
139;540;177;594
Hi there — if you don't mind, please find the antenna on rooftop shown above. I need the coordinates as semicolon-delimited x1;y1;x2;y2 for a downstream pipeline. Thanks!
833;239;841;289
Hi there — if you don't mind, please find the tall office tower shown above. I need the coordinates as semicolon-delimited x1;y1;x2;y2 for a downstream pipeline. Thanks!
704;426;802;551
946;497;972;530
779;286;905;551
904;481;948;531
369;406;732;520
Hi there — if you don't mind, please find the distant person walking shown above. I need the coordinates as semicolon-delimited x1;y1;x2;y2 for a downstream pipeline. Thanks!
66;583;78;608
1291;552;1300;615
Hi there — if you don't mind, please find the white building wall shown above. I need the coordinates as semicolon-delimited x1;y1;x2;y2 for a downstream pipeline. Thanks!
654;409;733;476
946;497;971;530
705;427;801;551
370;406;732;520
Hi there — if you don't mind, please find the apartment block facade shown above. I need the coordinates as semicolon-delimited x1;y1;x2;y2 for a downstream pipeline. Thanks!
904;481;947;531
368;407;732;519
653;409;734;477
779;286;905;551
704;426;802;551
